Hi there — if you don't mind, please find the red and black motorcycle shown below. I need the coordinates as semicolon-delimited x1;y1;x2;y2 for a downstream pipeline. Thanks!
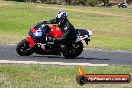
16;22;92;58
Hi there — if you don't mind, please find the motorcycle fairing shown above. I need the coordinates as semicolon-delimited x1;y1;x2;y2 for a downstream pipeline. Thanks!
25;36;36;48
77;29;92;36
49;25;62;38
75;29;92;45
33;29;43;39
29;23;50;39
31;27;36;33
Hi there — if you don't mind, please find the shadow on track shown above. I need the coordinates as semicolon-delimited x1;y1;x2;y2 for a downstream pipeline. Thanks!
32;55;110;61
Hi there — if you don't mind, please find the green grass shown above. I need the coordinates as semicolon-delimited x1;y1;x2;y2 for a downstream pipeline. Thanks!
0;1;132;50
0;65;132;88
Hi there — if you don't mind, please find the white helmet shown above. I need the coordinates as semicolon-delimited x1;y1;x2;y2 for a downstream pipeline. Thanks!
56;11;67;26
56;11;67;18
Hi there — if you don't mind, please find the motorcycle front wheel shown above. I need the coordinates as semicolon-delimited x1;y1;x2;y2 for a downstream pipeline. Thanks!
16;39;34;56
62;41;83;59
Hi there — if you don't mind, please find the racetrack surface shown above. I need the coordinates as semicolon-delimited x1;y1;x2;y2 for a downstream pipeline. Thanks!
0;45;132;65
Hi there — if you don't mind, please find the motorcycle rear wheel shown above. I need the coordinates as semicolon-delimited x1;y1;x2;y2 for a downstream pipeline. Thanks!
62;41;83;59
16;39;34;56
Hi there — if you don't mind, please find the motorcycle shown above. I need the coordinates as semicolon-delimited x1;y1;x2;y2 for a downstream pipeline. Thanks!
16;22;92;58
118;2;128;8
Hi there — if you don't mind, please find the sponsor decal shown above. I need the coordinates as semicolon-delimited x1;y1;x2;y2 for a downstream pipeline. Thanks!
76;67;131;85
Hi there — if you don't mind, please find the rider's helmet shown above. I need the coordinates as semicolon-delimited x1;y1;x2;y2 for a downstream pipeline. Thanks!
56;11;67;26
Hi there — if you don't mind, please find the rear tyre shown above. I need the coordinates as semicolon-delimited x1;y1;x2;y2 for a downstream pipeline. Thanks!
16;39;34;56
62;42;83;59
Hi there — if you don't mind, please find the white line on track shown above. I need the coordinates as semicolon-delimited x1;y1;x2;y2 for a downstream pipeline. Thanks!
0;60;109;66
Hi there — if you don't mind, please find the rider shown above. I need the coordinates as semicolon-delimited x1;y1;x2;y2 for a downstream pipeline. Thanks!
42;11;77;53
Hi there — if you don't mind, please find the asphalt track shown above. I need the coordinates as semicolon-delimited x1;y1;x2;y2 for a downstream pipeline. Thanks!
0;45;132;65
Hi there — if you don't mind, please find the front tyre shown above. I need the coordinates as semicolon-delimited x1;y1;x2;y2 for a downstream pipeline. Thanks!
16;39;34;56
62;42;83;59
